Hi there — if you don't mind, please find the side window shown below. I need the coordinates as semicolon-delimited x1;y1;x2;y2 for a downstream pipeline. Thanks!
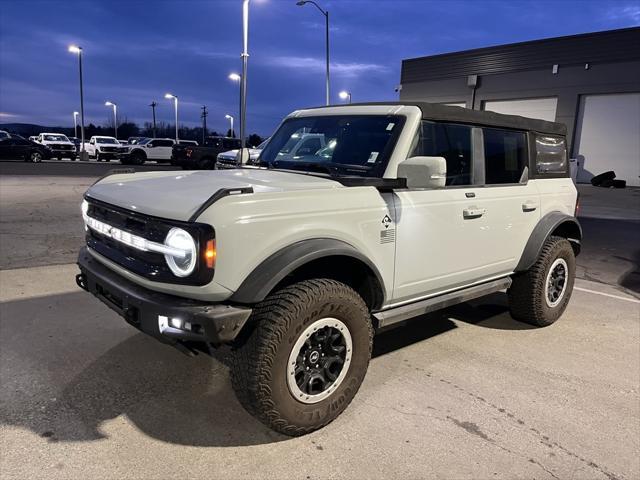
413;122;473;186
157;140;173;147
483;128;527;184
534;134;567;174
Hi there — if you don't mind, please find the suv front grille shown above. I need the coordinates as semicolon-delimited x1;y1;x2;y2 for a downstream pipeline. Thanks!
85;199;215;286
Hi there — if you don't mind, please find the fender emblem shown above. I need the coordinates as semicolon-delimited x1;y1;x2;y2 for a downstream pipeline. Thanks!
382;215;392;229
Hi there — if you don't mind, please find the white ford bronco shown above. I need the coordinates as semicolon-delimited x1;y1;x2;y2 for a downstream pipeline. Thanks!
76;102;581;436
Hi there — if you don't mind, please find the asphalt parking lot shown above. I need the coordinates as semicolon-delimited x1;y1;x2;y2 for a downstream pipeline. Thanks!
1;160;639;480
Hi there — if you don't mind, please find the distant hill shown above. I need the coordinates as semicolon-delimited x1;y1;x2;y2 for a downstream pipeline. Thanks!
0;123;74;137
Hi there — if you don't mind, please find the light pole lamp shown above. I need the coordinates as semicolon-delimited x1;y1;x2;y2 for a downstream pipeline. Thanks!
339;90;352;104
105;101;117;138
68;45;86;158
296;0;330;106
164;93;179;142
225;114;234;138
73;111;79;138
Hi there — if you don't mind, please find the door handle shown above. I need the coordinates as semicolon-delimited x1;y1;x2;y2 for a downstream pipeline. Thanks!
522;202;538;212
463;207;486;219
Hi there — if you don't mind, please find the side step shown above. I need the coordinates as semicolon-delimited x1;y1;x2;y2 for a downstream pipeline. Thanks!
373;277;512;328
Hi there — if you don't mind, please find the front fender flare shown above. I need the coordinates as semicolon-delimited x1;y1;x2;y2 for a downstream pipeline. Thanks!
515;212;582;272
229;238;385;305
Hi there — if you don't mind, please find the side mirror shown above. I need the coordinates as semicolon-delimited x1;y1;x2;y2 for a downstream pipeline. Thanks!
89;139;95;145
397;156;447;189
235;147;251;166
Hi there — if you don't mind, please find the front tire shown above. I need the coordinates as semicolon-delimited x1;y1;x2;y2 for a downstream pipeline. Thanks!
508;236;576;327
231;279;373;436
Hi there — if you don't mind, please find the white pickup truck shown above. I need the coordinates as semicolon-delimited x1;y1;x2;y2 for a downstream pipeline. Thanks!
83;136;129;162
36;133;76;160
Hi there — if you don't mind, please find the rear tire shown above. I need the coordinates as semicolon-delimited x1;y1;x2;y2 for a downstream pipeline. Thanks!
508;236;576;327
30;151;42;163
230;279;373;436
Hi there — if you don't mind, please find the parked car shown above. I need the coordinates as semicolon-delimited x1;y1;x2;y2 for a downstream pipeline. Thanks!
76;101;580;436
171;136;241;169
124;138;175;165
68;137;82;153
36;132;76;160
0;134;52;162
127;136;148;145
83;136;128;162
216;138;268;169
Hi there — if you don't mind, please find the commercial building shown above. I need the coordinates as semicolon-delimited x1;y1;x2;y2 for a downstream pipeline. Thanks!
399;27;640;186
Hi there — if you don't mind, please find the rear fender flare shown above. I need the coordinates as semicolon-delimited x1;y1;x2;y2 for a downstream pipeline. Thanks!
515;212;582;272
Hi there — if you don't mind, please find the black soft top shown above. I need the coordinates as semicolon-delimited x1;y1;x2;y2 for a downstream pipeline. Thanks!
314;101;567;136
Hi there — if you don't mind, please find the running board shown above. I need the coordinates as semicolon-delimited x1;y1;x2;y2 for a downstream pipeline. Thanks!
373;277;512;328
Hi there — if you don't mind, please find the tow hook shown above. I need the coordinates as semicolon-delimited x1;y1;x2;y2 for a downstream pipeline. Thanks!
75;273;88;292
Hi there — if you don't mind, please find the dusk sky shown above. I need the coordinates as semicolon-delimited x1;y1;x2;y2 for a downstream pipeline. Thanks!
1;0;639;136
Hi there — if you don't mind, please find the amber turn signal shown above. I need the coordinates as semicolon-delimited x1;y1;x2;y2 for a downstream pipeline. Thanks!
204;239;216;269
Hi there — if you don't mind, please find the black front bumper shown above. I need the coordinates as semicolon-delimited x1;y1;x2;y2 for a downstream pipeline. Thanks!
77;247;252;347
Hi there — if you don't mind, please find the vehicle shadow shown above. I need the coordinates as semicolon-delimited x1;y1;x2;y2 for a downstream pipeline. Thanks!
0;289;530;448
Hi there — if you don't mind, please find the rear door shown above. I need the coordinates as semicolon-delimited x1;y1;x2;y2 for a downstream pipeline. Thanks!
473;127;541;269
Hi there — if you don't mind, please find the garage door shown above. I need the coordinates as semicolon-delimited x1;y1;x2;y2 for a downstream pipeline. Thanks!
574;93;640;187
482;97;558;122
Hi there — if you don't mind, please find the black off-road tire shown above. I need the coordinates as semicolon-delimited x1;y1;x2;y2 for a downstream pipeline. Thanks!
508;235;576;327
230;279;373;436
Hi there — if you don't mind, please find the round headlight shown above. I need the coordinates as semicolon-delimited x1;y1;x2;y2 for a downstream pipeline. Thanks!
164;228;197;277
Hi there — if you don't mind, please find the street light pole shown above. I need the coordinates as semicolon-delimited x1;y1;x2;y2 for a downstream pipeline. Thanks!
296;1;330;105
73;111;79;138
225;114;234;138
164;93;179;142
68;45;86;158
201;105;208;144
149;101;157;138
105;102;117;138
240;0;249;148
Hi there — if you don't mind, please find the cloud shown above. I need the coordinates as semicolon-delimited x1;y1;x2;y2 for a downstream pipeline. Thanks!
266;56;389;78
607;5;640;23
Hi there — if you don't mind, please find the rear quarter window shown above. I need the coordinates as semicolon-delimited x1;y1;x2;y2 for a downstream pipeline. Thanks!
534;135;567;175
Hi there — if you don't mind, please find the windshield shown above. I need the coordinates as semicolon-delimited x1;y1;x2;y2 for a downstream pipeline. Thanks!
96;137;118;144
43;134;69;142
258;115;404;177
136;138;151;145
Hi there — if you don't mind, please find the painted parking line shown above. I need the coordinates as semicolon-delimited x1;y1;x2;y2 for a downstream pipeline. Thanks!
574;286;640;304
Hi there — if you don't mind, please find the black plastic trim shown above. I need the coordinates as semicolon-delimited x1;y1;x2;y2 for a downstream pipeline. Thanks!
336;177;407;191
515;212;582;271
188;187;254;222
230;238;386;305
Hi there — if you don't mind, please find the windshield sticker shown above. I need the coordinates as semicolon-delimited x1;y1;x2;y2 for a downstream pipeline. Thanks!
367;152;379;163
386;123;395;131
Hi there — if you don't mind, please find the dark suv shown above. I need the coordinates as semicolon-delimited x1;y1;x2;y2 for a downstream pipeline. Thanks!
171;136;242;169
